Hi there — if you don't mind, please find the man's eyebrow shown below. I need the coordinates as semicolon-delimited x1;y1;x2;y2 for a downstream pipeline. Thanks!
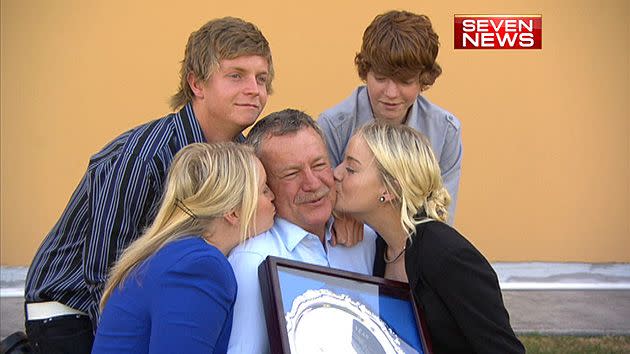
221;65;268;75
312;156;329;163
221;65;245;72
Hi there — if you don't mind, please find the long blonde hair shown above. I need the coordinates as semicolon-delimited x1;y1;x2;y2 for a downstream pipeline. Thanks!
358;122;451;235
100;142;259;310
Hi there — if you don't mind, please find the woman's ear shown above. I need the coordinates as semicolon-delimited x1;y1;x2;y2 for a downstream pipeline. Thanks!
380;189;396;203
224;209;240;226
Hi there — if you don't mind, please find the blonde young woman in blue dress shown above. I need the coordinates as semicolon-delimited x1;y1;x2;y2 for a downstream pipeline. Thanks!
92;142;275;354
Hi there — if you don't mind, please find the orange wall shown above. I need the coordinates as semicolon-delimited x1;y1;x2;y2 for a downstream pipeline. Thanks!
2;0;629;265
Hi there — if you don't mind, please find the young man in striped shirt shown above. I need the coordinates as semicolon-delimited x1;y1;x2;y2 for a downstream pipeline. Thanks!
24;17;274;354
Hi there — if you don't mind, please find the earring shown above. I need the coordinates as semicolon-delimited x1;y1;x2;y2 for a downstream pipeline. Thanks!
379;196;386;203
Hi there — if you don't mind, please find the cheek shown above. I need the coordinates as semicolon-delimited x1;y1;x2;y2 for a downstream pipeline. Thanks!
402;86;421;104
340;176;352;189
273;184;297;206
339;178;357;197
258;90;268;105
319;170;335;188
367;84;383;100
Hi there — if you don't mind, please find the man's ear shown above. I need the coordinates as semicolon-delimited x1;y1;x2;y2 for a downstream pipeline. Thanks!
224;209;240;226
187;72;205;98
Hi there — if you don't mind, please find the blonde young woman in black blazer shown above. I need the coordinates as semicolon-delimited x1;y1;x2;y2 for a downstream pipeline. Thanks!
333;122;524;353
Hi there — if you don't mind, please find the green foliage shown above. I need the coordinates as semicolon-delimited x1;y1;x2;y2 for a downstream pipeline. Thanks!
519;335;630;354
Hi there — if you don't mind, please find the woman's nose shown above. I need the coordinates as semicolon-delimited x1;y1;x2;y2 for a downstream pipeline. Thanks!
333;164;344;182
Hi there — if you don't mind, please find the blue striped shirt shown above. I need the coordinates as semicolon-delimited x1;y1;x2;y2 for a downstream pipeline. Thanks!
25;104;239;329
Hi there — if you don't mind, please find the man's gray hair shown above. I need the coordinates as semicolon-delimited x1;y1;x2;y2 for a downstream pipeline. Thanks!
245;109;326;155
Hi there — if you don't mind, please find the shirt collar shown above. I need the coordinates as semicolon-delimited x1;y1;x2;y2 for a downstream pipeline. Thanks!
173;103;246;149
404;96;421;127
174;103;207;149
274;217;334;252
357;86;375;125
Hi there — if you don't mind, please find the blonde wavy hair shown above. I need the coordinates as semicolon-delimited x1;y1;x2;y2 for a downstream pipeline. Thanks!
357;122;451;235
100;142;260;310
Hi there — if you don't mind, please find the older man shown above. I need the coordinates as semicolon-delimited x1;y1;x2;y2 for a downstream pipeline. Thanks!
227;109;376;354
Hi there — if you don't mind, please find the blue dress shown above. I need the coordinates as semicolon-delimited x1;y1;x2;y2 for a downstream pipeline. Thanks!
92;237;237;354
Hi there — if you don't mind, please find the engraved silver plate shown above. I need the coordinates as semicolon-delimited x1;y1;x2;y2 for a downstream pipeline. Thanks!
285;289;419;354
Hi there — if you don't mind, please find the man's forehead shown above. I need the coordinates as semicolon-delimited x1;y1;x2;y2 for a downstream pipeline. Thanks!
259;131;328;169
219;55;269;71
262;147;327;167
263;128;324;149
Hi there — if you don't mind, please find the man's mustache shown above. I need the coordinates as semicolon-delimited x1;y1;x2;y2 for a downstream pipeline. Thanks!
295;188;330;204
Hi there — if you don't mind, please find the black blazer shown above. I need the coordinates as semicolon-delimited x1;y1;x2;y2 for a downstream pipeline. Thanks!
374;221;525;354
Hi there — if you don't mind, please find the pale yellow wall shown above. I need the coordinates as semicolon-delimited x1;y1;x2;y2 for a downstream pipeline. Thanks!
1;0;628;265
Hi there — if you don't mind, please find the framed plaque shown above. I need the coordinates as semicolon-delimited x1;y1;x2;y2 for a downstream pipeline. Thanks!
258;256;432;354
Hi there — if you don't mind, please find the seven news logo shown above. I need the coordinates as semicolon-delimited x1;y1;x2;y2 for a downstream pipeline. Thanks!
454;15;542;49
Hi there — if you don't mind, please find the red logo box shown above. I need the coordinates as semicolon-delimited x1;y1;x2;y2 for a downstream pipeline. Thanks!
454;15;542;49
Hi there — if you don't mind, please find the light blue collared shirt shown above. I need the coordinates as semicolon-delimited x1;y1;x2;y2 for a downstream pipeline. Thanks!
318;86;462;224
226;217;376;354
